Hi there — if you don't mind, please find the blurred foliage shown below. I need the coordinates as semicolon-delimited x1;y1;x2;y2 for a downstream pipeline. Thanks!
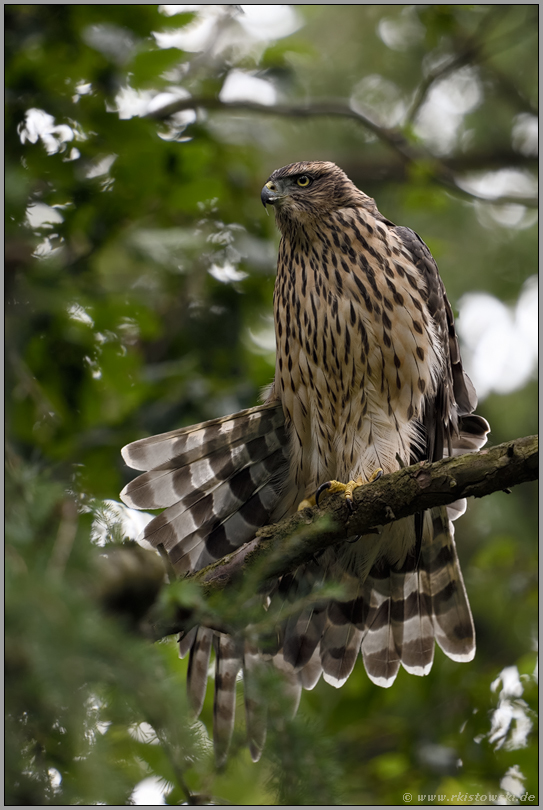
5;4;537;805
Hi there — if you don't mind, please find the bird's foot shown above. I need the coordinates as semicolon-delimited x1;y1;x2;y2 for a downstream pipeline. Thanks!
315;469;383;513
297;495;316;511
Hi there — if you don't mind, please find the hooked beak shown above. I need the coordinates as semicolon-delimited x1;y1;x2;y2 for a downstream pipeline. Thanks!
261;180;283;209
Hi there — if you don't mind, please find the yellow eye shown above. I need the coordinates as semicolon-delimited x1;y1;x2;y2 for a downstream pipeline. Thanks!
296;175;311;187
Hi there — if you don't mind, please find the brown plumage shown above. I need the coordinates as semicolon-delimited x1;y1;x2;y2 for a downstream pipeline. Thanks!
121;161;489;763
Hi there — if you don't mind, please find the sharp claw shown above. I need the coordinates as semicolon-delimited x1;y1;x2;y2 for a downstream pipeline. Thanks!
315;481;331;507
345;497;355;514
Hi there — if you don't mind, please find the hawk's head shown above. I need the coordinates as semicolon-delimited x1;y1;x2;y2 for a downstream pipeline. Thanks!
261;161;371;229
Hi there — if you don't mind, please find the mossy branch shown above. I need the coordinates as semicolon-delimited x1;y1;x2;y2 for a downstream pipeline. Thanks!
119;435;536;641
188;434;538;598
190;436;538;593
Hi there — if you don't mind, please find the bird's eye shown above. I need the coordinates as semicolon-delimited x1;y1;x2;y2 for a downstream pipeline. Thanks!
296;175;312;187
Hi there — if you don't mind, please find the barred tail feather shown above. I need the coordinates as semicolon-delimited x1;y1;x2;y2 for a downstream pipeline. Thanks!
187;626;213;717
424;507;475;662
280;561;328;672
271;652;303;718
178;625;198;659
242;644;268;763
283;605;326;671
320;594;364;688
390;565;434;678
360;571;400;688
300;647;323;690
213;634;243;766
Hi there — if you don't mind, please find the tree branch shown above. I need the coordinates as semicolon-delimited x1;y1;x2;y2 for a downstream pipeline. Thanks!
187;434;537;598
145;97;538;208
141;435;537;644
406;6;538;124
342;151;537;187
146;434;537;640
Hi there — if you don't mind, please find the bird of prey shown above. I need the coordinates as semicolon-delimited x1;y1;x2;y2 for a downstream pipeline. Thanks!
120;161;490;763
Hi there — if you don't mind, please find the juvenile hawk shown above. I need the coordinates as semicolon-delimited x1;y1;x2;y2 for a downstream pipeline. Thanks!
121;161;489;763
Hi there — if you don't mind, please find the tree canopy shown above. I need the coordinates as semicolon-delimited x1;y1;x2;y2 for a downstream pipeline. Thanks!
6;5;537;805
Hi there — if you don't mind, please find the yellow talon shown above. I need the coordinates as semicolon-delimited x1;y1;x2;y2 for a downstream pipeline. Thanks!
316;469;384;511
297;496;316;511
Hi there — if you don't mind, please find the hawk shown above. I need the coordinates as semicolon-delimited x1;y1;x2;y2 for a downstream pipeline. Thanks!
120;161;490;763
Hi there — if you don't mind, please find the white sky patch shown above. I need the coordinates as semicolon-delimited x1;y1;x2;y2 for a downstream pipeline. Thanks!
457;276;538;400
64;147;81;162
414;66;482;154
73;81;92;103
378;7;425;52
512;113;538;157
84;354;102;380
459;168;538;202
110;85;196;127
159;4;202;15
109;86;156;119
475;202;538;231
154;8;219;52
91;499;154;547
131;776;171;806
147;88;194;117
48;768;62;791
32;236;64;259
248;316;276;358
500;765;527;801
25;202;64;229
485;666;533;751
209;261;248;283
458;169;538;230
491;666;525;699
18;108;74;155
155;4;299;55
219;70;277;106
68;303;94;327
239;4;301;41
128;722;160;744
85;154;117;179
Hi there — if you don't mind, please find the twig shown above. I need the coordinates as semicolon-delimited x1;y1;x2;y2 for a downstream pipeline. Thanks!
406;5;532;124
